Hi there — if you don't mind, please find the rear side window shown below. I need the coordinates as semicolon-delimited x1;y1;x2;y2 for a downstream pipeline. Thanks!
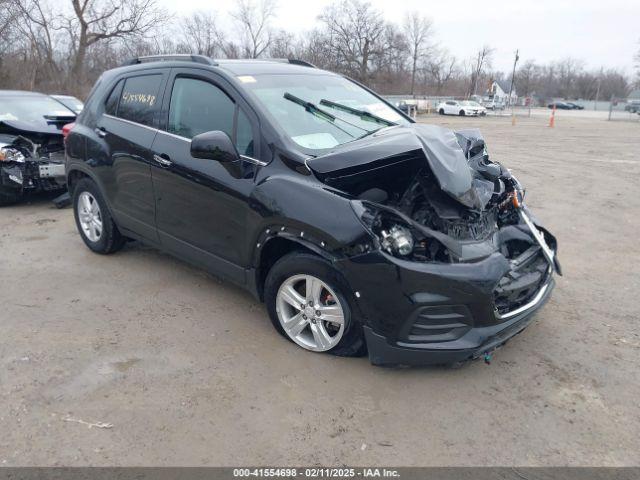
168;77;235;139
104;80;124;116
117;74;163;127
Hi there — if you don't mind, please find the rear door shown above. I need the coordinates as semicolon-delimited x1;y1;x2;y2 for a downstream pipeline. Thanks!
95;70;168;242
150;68;260;283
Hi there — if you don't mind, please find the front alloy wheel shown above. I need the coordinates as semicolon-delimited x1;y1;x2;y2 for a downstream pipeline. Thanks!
276;274;345;352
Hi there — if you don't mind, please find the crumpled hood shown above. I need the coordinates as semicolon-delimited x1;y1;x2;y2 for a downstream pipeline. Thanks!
308;123;500;210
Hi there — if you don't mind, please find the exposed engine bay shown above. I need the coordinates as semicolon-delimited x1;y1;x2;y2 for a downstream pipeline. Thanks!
0;133;67;205
312;125;560;274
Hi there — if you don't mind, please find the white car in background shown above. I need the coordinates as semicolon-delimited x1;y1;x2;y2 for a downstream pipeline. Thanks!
437;100;487;116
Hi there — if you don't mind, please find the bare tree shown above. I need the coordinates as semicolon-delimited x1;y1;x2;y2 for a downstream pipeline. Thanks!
178;10;221;57
555;57;584;98
469;45;494;96
634;41;640;87
516;59;538;97
0;0;19;53
68;0;167;87
269;30;297;58
231;0;277;58
13;0;63;90
403;11;432;95
427;49;457;95
319;0;386;82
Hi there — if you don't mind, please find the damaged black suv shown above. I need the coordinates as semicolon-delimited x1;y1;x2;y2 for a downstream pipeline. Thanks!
66;55;560;366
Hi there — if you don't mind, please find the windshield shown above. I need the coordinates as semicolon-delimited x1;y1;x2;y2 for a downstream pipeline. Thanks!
240;74;408;151
0;95;75;124
53;96;84;113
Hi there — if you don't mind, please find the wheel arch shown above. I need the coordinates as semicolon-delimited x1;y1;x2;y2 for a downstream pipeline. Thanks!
254;234;338;302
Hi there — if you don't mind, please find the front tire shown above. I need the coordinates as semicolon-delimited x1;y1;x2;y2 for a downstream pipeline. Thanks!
439;108;445;115
0;190;21;206
73;178;125;254
264;252;366;357
459;110;466;116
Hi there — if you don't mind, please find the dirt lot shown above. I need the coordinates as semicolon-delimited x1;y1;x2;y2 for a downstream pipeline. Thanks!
1;114;639;466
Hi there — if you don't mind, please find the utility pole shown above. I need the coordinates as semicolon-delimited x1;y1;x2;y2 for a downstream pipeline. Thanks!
508;49;519;124
508;49;519;108
594;67;603;111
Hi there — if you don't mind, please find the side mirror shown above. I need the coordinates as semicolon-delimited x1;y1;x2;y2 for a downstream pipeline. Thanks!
190;130;240;163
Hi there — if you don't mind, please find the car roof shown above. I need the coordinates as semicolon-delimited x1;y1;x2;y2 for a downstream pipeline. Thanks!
51;94;80;100
214;59;334;76
107;57;337;80
0;90;50;97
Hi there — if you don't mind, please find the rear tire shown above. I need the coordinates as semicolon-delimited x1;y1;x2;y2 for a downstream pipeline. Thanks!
264;252;366;357
73;178;125;254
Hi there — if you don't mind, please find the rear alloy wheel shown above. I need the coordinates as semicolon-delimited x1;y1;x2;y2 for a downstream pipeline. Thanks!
77;191;103;242
73;178;125;254
276;274;345;352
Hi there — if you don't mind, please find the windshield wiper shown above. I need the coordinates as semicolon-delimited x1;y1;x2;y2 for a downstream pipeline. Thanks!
282;93;367;138
319;99;397;127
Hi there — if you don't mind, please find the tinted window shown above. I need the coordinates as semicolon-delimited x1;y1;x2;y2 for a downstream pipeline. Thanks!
105;80;124;116
168;77;235;139
117;74;162;127
236;109;254;156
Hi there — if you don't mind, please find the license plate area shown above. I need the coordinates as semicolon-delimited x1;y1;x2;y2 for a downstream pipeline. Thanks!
39;163;65;178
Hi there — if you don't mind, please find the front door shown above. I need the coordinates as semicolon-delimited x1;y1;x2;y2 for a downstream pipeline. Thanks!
150;70;260;284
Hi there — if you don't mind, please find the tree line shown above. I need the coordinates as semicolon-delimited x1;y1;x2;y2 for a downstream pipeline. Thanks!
0;0;637;101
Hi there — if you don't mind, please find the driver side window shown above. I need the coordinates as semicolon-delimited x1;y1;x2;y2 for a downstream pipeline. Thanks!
168;77;254;156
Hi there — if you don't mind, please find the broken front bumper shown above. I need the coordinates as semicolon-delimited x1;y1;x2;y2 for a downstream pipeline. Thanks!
338;247;556;367
0;160;66;196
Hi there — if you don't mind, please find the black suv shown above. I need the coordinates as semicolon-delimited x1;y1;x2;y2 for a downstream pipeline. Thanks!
66;55;560;366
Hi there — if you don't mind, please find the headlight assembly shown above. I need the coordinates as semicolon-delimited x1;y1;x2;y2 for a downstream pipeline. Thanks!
0;147;26;163
352;201;450;261
380;224;414;256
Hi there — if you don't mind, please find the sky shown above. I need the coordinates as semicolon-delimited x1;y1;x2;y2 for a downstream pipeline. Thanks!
158;0;639;74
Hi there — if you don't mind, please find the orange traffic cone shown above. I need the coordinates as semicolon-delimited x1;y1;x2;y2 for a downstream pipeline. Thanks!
549;104;556;128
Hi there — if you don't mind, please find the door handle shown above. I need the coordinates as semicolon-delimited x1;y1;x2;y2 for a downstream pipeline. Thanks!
95;127;107;138
153;153;172;167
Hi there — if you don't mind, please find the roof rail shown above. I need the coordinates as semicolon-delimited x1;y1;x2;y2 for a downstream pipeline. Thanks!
121;54;218;67
270;58;316;68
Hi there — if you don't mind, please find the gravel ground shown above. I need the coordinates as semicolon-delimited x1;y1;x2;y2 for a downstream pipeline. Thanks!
0;114;638;466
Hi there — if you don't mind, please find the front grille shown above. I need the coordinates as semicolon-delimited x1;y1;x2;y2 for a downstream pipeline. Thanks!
494;246;549;316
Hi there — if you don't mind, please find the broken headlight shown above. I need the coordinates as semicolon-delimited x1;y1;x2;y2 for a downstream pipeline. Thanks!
352;202;418;257
0;147;26;163
379;225;414;256
352;201;451;262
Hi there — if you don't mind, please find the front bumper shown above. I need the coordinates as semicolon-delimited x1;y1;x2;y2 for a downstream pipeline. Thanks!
364;277;554;366
0;160;66;196
337;241;557;367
